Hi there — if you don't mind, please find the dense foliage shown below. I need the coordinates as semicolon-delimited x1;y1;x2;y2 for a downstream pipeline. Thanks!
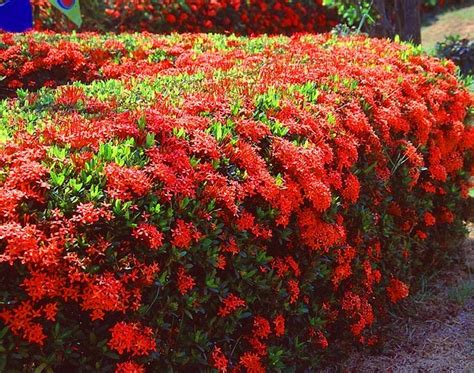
0;32;472;372
436;35;474;77
31;0;337;33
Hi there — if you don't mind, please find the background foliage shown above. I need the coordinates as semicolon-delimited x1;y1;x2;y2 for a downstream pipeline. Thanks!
31;0;337;33
436;36;474;76
30;0;464;35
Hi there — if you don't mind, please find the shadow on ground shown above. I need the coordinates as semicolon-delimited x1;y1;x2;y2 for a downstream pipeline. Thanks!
327;228;473;372
422;1;474;51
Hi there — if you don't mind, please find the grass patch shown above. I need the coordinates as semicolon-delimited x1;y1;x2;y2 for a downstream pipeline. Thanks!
422;2;474;52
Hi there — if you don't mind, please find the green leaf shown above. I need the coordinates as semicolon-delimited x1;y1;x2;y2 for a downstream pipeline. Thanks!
0;326;9;339
137;116;146;131
145;132;155;148
34;363;48;373
50;170;65;186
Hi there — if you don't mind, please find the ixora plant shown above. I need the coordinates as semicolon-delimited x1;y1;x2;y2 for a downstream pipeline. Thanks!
31;0;337;34
0;32;472;372
0;33;177;97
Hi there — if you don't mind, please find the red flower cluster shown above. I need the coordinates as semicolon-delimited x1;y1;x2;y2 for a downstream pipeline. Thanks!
387;278;410;303
0;33;174;97
0;32;471;371
115;361;146;373
171;219;201;249
218;293;246;317
108;322;156;356
31;0;337;34
105;163;151;201
176;267;196;295
133;223;164;250
211;346;229;372
273;315;285;337
239;352;265;373
0;301;47;345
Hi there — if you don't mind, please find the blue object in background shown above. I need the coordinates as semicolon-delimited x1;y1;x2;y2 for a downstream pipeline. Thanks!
0;0;33;32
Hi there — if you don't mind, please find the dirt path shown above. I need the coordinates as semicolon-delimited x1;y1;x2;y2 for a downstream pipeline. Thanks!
333;236;474;372
343;289;473;372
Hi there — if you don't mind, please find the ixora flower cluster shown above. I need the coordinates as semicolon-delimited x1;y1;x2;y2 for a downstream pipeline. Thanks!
31;0;337;34
0;32;472;372
0;33;178;97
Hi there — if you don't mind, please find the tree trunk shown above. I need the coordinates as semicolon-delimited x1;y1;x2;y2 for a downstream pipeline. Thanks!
373;0;394;38
398;0;422;44
371;0;422;45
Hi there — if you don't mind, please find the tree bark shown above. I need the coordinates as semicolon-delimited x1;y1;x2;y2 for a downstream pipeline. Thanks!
373;0;394;38
371;0;422;45
398;0;422;44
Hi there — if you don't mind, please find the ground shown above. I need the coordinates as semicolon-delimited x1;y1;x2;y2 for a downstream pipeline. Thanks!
422;2;474;51
330;230;474;372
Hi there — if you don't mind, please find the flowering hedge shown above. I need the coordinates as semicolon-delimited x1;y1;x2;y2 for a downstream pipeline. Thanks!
31;0;337;33
0;32;472;372
0;33;178;97
29;0;462;35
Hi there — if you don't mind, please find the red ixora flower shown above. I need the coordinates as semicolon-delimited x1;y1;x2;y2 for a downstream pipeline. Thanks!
273;314;285;337
177;267;196;295
171;219;201;249
210;346;228;372
42;302;58;321
423;212;436;226
216;254;226;270
342;173;360;203
133;223;164;250
239;352;265;373
115;361;145;373
253;316;271;339
387;278;409;303
218;293;246;317
105;163;151;201
287;279;300;304
108;321;156;356
310;329;329;349
72;202;112;225
0;301;46;345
